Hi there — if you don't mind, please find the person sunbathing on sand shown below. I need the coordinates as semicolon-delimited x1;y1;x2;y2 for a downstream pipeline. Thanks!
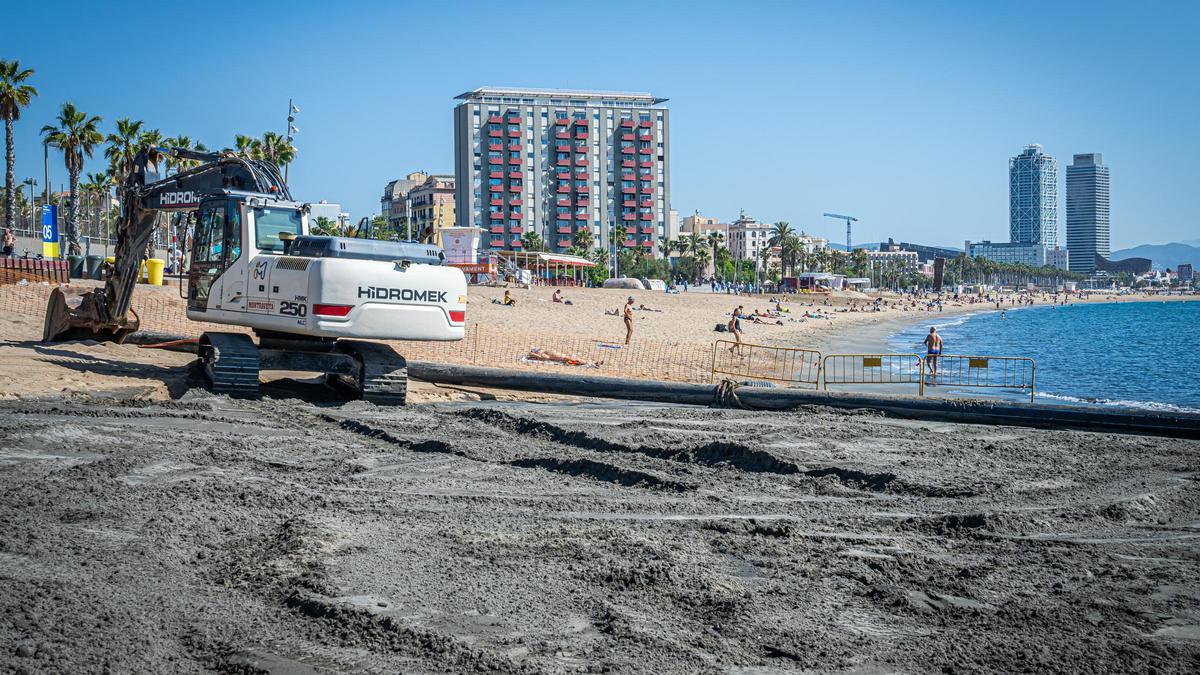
526;347;603;368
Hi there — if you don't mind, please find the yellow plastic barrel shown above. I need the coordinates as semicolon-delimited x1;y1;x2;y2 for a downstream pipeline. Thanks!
145;258;165;286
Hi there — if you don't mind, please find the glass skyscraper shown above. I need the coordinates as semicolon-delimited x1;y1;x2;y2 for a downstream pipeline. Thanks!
1009;144;1058;245
1065;153;1110;274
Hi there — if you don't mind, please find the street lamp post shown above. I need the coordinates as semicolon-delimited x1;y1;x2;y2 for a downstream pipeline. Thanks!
24;178;37;233
284;99;299;183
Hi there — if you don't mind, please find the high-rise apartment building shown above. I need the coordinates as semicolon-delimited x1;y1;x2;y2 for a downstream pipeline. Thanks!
1065;153;1110;274
1010;144;1058;246
453;87;670;257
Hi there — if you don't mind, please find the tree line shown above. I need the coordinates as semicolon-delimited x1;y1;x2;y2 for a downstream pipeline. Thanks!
1;59;296;255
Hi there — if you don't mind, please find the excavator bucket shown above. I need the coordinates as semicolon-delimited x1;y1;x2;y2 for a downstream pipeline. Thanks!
42;287;140;344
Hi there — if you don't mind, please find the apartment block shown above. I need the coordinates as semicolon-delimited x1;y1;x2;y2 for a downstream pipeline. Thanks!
453;87;670;257
408;175;456;243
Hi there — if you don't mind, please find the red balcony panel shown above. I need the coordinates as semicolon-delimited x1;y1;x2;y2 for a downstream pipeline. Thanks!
555;131;570;140
622;173;636;182
574;132;587;140
488;143;502;151
488;130;502;138
620;120;635;128
621;147;635;155
506;116;520;124
489;225;505;233
490;239;505;247
623;239;636;247
489;185;502;192
508;158;522;165
557;198;571;207
641;240;654;247
558;239;572;248
555;118;570;126
487;115;502;123
556;144;572;153
508;144;522;152
557;226;573;234
621;160;635;168
640;213;653;221
557;159;571;167
490;198;503;206
574;172;588;181
555;171;570;180
489;171;503;178
575;157;588;165
507;130;521;138
507;185;522;192
641;225;656;234
574;145;587;153
622;187;636;194
508;171;522;179
639;174;653;182
575;213;589;220
638;147;652;155
622;213;636;221
639;120;652;128
509;226;524;234
488;156;503;165
575;198;590;206
623;200;636;208
509;198;523;206
573;118;589;126
640;160;654;169
639;134;653;142
621;133;635;141
557;186;571;193
640;200;653;208
490;211;504;220
640;187;653;194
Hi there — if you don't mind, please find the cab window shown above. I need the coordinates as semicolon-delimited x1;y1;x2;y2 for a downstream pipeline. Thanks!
193;205;226;264
254;207;303;253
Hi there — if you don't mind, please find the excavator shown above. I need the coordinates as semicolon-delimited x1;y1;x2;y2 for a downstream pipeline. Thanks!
42;147;467;404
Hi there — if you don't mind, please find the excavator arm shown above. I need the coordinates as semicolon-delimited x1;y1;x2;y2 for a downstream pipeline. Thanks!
43;148;291;343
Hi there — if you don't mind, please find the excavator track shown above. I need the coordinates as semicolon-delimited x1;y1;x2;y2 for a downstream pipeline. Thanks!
336;340;407;406
199;332;261;399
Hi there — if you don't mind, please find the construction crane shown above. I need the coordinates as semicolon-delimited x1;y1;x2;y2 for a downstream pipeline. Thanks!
823;212;858;252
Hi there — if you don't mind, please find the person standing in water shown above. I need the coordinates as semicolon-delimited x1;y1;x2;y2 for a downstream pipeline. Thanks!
923;326;943;381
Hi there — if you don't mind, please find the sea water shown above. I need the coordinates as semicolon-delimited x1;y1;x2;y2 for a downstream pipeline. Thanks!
888;300;1200;413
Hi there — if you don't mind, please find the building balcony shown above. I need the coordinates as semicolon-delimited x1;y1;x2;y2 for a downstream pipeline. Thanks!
489;225;505;233
622;239;636;247
573;118;588;126
557;159;571;167
623;200;636;208
574;157;588;166
555;118;570;126
555;131;570;140
622;173;635;181
640;187;653;194
558;239;572;248
490;239;506;248
640;213;653;221
639;120;652;128
556;171;571;180
509;226;524;234
621;147;635;155
574;132;588;140
622;213;636;221
641;225;656;234
489;171;503;178
508;171;522;179
509;197;523;206
639;134;653;142
507;130;521;138
487;115;502;124
507;144;521;152
488;130;502;138
641;240;654;247
488;156;503;165
620;120;635;128
622;187;635;194
489;198;503;206
487;143;502;151
640;200;653;208
557;198;571;207
574;172;588;181
573;145;587;153
638;147;652;155
621;133;635;141
556;144;572;153
639;174;653;182
621;160;635;168
507;185;522;192
557;186;571;193
639;160;654;169
575;213;589;220
489;185;502;192
557;225;573;234
506;116;520;124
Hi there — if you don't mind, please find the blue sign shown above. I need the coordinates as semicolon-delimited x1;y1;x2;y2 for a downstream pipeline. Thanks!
42;205;59;258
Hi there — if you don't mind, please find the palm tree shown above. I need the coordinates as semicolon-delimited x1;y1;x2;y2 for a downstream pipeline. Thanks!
104;118;144;185
41;103;103;255
571;227;594;252
706;231;725;279
232;134;255;158
312;216;338;236
1;60;37;231
250;131;296;167
522;229;543;252
850;249;869;278
767;221;794;250
694;247;711;282
684;232;702;258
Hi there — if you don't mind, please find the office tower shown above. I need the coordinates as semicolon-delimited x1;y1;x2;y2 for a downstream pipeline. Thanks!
1065;153;1110;273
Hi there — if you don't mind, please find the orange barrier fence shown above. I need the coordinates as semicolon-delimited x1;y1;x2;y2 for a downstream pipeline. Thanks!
710;340;822;388
0;259;70;285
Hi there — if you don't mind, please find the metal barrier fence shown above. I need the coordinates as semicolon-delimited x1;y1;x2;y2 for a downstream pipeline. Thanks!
710;340;822;388
822;353;926;396
926;354;1036;402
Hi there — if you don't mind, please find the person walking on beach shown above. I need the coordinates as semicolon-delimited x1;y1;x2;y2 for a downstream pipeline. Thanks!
623;296;635;345
728;305;745;356
1;228;14;257
923;326;943;381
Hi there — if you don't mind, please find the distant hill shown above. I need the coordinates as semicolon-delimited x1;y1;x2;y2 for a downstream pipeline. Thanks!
1110;242;1200;271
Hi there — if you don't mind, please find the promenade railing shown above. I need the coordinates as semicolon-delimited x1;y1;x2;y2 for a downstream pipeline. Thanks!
926;354;1036;402
709;340;822;388
822;353;926;396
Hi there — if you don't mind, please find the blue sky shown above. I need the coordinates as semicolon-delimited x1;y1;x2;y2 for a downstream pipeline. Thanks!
5;0;1197;249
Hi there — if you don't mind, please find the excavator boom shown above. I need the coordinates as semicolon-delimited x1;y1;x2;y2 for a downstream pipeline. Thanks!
42;149;290;343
